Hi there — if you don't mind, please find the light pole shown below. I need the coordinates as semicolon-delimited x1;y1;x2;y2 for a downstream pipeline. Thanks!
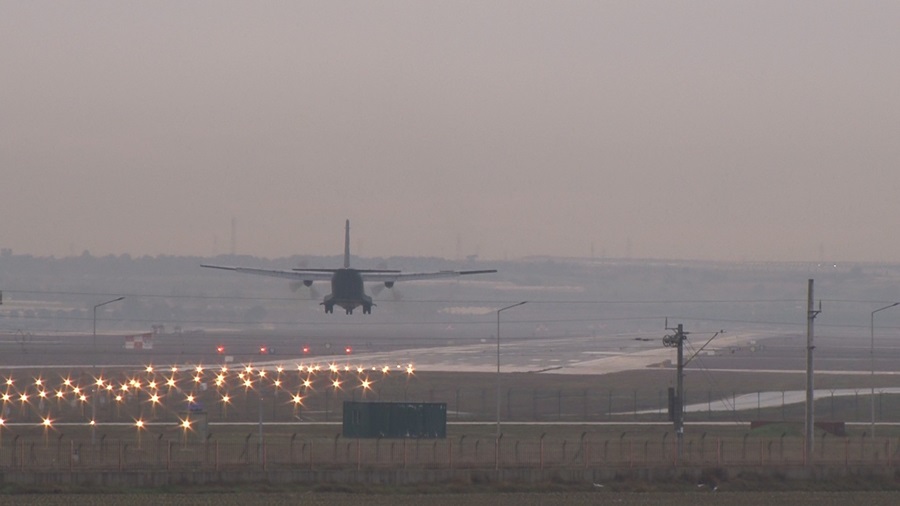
496;301;527;438
92;296;124;444
870;302;898;438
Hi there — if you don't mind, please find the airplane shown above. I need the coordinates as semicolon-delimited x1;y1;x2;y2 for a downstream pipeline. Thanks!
201;220;496;315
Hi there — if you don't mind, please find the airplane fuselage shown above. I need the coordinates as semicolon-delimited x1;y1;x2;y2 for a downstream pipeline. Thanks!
201;220;495;315
323;269;373;314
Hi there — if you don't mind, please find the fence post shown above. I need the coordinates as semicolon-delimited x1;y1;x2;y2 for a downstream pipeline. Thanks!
290;433;297;466
539;433;546;471
888;439;892;468
581;432;588;469
495;434;503;470
844;438;849;467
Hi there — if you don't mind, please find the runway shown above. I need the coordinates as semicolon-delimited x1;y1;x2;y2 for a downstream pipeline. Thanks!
2;326;893;382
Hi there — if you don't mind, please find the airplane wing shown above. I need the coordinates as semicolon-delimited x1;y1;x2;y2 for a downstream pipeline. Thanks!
201;264;334;282
361;269;497;283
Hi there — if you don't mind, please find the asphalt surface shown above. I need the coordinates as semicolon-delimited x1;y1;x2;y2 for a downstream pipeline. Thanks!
3;325;895;379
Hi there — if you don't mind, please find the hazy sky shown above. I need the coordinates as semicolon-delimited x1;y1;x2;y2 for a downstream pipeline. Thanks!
2;2;899;262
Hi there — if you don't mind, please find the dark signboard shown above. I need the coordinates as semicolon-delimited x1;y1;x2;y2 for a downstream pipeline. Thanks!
342;401;447;439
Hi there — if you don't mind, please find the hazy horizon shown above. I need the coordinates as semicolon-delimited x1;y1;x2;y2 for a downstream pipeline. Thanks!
3;2;899;263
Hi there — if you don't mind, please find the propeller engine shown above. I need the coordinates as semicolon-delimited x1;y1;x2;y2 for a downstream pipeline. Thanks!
371;281;401;300
290;279;318;299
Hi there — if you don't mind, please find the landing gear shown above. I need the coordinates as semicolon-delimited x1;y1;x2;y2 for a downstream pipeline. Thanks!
362;304;372;315
324;304;334;314
345;308;353;315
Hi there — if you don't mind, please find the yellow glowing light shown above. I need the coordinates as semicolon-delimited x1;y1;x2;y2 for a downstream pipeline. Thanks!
0;418;4;426
313;365;321;372
215;376;224;387
135;419;144;428
145;365;153;373
38;390;47;399
243;379;253;388
4;378;12;386
95;378;105;387
106;384;114;391
258;370;267;378
19;393;28;402
273;379;282;388
63;378;72;387
193;375;202;384
406;365;415;375
361;378;371;390
195;365;204;373
55;390;65;399
303;378;312;389
186;394;195;403
276;365;284;373
220;365;228;372
79;394;87;402
166;378;177;388
171;366;179;372
42;417;52;427
221;394;231;404
148;380;158;390
149;394;161;405
291;394;303;405
181;419;192;430
332;379;341;389
237;372;245;380
244;365;253;373
2;394;11;402
343;365;350;372
89;420;95;426
120;384;129;392
73;386;81;394
115;395;123;402
356;367;364;373
328;363;338;373
129;379;139;388
35;378;44;387
381;366;390;374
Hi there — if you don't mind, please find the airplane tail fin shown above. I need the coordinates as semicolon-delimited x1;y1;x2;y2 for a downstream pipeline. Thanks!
344;219;351;268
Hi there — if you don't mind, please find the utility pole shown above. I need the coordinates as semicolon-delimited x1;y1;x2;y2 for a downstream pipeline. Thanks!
664;324;687;459
664;323;723;462
870;302;898;439
805;279;821;464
